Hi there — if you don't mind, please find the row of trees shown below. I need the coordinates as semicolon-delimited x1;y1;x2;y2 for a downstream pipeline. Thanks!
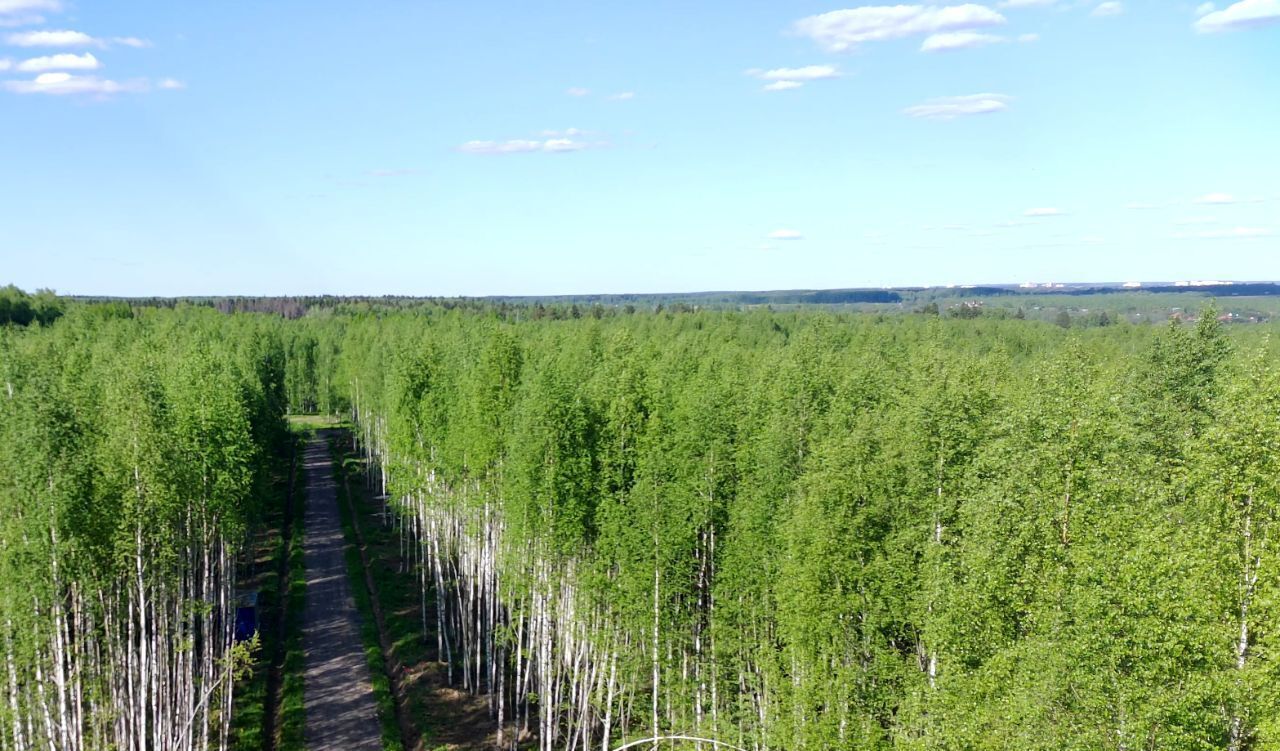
293;305;1280;751
0;304;286;751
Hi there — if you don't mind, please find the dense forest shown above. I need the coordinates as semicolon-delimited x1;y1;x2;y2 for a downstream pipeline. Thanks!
5;295;1280;750
284;304;1280;751
1;304;286;751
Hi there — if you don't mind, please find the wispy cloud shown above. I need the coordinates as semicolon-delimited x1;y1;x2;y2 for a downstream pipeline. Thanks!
606;91;635;101
1194;0;1280;31
0;58;10;71
2;71;147;95
458;137;599;155
0;0;57;26
903;93;1012;119
539;127;590;137
157;77;184;90
1194;192;1237;204
753;64;841;81
0;0;60;12
1024;207;1064;217
1196;2;1216;16
565;87;589;97
15;52;100;72
1092;2;1124;16
793;4;1007;52
1017;32;1041;42
998;0;1057;6
747;64;840;90
768;229;804;240
5;28;97;46
921;31;1006;51
0;0;57;25
1124;202;1159;210
3;29;150;48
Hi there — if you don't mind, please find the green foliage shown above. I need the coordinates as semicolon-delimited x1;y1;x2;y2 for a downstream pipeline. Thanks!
9;298;1280;750
0;305;288;751
293;302;1280;750
0;284;63;327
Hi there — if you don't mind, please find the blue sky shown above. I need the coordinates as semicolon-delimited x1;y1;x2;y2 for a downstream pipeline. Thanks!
1;0;1278;296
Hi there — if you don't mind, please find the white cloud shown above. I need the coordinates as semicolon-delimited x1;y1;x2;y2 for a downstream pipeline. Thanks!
1024;207;1064;216
0;0;60;11
1194;0;1280;31
2;71;147;95
565;87;589;96
1018;32;1041;41
15;52;100;72
748;64;840;91
1194;192;1236;204
0;0;55;26
793;4;1006;52
1092;2;1123;16
921;31;1006;51
1175;216;1218;225
903;92;1012;119
5;29;98;46
112;36;150;48
157;77;184;90
999;0;1057;6
768;229;804;240
0;58;9;71
458;138;596;155
753;64;840;81
607;91;635;100
1196;2;1216;15
0;0;55;23
543;138;587;152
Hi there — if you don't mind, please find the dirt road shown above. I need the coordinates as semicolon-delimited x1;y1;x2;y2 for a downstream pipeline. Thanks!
301;431;384;751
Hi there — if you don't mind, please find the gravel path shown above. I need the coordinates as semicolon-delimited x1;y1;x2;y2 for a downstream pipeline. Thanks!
301;430;384;751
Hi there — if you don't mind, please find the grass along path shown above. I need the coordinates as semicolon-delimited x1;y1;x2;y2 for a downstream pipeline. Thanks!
231;429;301;751
332;433;497;751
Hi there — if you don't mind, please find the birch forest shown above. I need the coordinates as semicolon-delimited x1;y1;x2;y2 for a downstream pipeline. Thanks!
5;297;1280;750
294;304;1280;751
1;305;286;751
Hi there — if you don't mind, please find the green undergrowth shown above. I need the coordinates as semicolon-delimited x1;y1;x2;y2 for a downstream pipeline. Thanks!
278;424;308;751
331;436;407;751
231;429;303;751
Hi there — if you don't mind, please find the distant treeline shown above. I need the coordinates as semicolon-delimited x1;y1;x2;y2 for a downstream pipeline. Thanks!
63;283;1280;319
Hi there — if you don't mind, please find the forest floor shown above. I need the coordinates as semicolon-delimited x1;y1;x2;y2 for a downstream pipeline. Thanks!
336;438;501;751
300;430;384;751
